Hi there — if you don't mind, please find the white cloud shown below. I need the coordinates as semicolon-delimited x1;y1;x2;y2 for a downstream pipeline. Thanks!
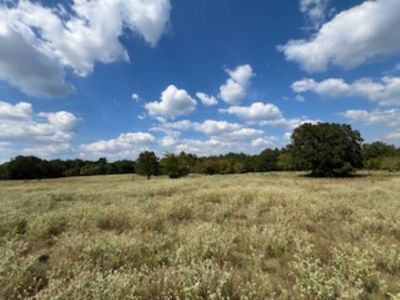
132;93;141;103
80;132;155;158
153;119;262;140
251;137;276;148
220;102;282;122
175;134;277;156
292;76;400;105
176;138;237;156
0;101;32;120
282;0;400;72
0;100;77;158
153;119;268;155
145;85;197;120
199;120;242;136
0;25;74;97
0;0;171;97
343;109;400;127
22;143;71;157
386;131;400;141
300;0;330;29
219;64;254;104
219;101;317;129
196;92;218;106
160;135;177;147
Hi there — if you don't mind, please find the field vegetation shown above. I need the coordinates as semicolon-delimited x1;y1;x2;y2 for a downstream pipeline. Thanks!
1;172;400;299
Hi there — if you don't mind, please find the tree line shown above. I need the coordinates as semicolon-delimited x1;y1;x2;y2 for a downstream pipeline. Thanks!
1;123;399;180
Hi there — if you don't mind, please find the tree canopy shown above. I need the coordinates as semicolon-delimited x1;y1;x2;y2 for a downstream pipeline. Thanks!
136;151;159;179
290;123;363;177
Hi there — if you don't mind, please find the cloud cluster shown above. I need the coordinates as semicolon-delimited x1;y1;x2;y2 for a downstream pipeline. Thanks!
220;102;282;123
196;92;218;106
219;64;254;104
154;119;262;140
282;0;400;72
145;85;197;120
292;76;400;106
219;102;316;129
0;0;171;97
300;0;330;29
151;118;277;156
80;132;155;159
343;109;400;127
0;100;77;157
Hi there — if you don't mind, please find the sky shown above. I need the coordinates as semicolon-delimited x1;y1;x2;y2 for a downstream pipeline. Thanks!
1;0;400;162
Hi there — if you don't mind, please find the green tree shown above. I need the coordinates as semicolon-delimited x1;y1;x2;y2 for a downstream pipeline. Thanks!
290;123;363;177
362;142;397;169
277;150;295;171
255;149;280;171
136;151;159;179
161;153;190;178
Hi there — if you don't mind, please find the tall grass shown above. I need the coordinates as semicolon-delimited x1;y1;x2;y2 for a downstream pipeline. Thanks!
1;172;400;299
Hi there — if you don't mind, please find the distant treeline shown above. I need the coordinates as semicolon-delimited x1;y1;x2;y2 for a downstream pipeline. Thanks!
0;141;399;180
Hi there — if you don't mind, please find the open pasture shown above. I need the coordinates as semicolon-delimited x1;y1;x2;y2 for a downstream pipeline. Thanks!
1;172;400;299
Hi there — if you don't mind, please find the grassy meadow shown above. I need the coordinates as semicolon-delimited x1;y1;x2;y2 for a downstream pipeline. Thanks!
1;172;400;299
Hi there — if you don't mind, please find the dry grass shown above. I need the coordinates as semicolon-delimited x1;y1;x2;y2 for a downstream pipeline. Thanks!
1;172;400;299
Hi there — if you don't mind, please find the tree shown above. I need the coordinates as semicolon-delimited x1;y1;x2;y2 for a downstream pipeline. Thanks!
255;149;280;172
6;156;47;179
290;123;363;177
136;151;159;179
277;149;295;171
362;142;397;169
161;153;189;178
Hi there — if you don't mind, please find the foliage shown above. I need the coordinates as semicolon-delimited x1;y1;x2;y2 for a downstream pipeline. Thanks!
160;153;190;178
136;151;159;179
290;123;364;177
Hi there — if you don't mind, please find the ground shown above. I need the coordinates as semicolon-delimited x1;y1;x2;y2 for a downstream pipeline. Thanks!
1;172;400;299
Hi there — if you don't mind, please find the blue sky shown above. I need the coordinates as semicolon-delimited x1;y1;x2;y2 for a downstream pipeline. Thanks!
1;0;400;161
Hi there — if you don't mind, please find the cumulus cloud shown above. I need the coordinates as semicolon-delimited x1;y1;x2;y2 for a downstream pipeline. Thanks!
153;119;270;154
145;85;197;120
0;101;32;120
175;134;276;156
300;0;330;29
0;0;171;97
22;143;72;157
281;0;400;72
386;131;400;141
176;138;236;156
219;101;318;129
251;137;277;148
343;109;400;127
219;64;254;105
80;132;155;159
153;119;262;140
0;26;75;98
220;102;283;123
0;100;77;158
196;92;218;106
292;76;400;106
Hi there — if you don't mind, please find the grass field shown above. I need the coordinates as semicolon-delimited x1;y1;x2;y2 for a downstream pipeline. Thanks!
1;172;400;299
